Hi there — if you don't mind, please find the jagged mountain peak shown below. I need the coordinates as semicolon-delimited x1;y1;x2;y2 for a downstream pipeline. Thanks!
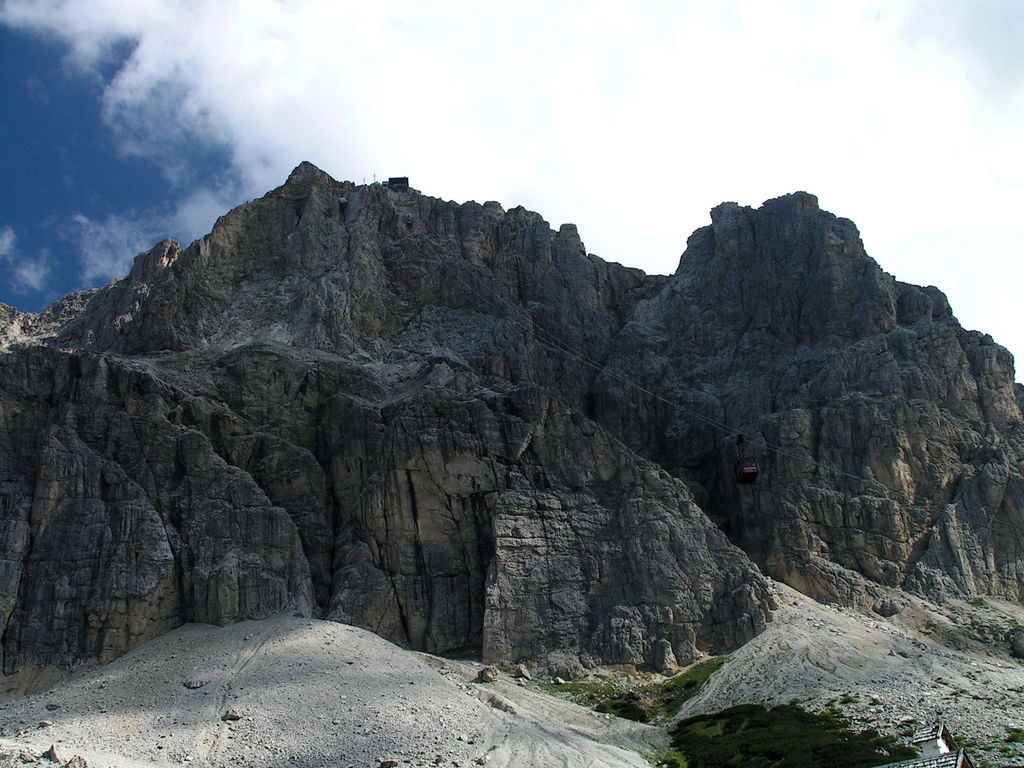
0;165;1021;685
707;189;820;223
284;159;330;186
35;166;657;364
126;238;182;284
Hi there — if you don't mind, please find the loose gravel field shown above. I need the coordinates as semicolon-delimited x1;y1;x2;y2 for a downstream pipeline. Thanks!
0;616;652;768
3;581;1024;768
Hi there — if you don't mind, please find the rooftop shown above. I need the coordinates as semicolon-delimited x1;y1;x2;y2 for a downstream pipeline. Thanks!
873;750;973;768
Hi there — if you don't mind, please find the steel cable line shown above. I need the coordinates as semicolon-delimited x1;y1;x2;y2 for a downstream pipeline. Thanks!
440;252;913;499
414;237;1019;538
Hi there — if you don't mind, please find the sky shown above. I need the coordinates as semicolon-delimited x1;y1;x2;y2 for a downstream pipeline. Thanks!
0;1;1022;377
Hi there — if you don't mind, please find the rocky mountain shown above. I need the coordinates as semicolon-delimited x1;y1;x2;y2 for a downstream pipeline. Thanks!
597;193;1024;606
1;162;1021;681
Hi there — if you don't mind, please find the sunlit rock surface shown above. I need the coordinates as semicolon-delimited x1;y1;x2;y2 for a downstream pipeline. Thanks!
1;163;1021;677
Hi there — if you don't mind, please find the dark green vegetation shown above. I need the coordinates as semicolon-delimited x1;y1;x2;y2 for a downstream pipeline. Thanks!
666;704;917;768
537;657;727;724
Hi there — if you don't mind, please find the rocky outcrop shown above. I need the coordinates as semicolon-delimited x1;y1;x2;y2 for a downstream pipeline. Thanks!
0;164;769;676
595;192;1024;606
0;347;312;673
1;164;1021;677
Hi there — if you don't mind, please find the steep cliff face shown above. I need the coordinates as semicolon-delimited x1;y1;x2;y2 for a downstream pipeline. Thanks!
0;163;768;676
1;163;1021;677
0;347;314;673
596;192;1024;606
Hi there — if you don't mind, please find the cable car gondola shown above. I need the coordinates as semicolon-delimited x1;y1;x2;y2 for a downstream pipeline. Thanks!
734;435;759;484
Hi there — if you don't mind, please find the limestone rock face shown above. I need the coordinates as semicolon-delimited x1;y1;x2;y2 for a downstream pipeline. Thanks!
1;165;1021;676
0;164;767;675
596;192;1024;606
0;347;312;673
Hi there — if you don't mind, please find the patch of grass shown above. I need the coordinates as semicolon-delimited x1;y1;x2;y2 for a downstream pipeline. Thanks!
651;746;688;767
1006;728;1024;743
648;657;728;720
595;691;651;723
588;657;727;723
669;703;918;768
534;657;727;725
533;674;625;707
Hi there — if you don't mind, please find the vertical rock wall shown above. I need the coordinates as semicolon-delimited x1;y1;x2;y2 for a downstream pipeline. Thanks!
1;164;1021;676
595;192;1024;606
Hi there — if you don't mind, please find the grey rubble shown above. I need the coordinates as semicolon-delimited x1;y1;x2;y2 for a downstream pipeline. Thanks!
0;162;1021;678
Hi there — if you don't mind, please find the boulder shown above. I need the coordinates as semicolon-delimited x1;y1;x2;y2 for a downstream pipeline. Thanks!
1008;629;1024;659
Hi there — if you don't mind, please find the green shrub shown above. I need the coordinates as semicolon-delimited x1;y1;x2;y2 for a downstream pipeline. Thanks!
540;656;729;724
595;691;650;723
669;703;917;768
650;657;728;720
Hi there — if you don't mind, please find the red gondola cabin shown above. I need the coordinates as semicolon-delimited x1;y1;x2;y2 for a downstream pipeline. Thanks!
735;457;759;484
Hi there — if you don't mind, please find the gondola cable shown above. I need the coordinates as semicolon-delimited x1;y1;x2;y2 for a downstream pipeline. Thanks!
415;239;1017;535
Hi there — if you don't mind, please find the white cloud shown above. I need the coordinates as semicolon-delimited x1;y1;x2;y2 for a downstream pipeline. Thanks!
170;185;243;243
2;0;1024;372
70;212;159;283
0;225;50;292
898;0;1024;102
11;251;51;292
0;226;15;258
